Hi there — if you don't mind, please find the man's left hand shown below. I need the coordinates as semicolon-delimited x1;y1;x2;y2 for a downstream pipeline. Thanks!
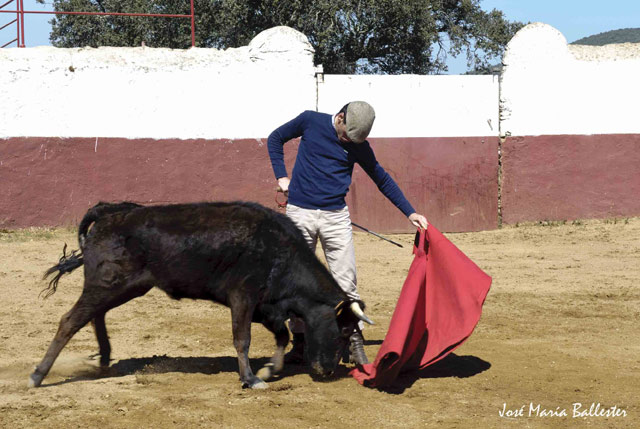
409;213;428;230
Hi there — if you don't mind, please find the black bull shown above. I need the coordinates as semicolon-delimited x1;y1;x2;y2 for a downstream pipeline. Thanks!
29;201;373;389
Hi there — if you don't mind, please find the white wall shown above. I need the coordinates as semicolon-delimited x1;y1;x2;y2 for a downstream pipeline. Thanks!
317;74;499;138
0;26;316;139
501;22;640;137
5;23;638;141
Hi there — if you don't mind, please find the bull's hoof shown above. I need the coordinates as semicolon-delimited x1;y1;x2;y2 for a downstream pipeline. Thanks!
256;363;275;381
89;353;111;368
250;380;269;389
28;371;43;388
242;376;268;390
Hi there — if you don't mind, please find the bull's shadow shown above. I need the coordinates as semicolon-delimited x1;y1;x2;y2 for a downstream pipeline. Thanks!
40;354;346;387
376;353;491;394
40;353;489;390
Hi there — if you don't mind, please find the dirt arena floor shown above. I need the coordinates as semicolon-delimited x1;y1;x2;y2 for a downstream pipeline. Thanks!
1;218;639;428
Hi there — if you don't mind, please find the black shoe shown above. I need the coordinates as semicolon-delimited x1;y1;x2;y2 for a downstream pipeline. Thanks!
348;332;369;365
284;333;305;364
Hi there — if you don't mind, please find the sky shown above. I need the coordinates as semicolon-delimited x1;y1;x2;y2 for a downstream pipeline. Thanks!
2;0;640;74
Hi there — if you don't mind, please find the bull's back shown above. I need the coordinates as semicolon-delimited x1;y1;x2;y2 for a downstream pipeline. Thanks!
83;202;297;301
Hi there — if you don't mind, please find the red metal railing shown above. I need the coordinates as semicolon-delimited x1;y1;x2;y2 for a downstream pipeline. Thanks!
0;0;195;48
0;0;22;48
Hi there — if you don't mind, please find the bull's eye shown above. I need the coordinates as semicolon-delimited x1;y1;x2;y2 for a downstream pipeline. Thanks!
341;326;352;337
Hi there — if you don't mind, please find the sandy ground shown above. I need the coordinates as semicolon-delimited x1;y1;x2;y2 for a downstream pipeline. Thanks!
1;218;639;428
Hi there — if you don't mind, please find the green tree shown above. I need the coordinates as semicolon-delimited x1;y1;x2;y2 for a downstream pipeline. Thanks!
40;0;523;74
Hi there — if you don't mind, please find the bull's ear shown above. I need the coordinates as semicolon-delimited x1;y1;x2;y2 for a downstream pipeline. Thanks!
350;302;375;325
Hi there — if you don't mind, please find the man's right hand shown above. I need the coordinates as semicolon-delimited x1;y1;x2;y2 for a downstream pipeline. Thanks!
277;177;290;196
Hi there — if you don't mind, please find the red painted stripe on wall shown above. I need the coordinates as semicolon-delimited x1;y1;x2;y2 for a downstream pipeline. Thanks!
501;134;640;224
0;137;296;228
0;136;498;232
350;137;499;233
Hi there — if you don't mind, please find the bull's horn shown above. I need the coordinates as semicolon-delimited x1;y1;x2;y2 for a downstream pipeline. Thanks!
350;302;375;325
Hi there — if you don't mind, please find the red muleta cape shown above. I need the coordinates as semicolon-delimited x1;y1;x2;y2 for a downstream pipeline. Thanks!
351;226;491;388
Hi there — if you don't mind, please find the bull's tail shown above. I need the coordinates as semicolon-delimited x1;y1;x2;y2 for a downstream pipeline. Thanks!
78;201;142;248
41;243;84;299
41;201;142;299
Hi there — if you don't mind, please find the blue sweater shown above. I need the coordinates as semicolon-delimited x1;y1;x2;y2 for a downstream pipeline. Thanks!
268;110;415;217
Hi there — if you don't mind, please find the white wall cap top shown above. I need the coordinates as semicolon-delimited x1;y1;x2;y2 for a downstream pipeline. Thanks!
249;26;314;59
0;27;317;72
503;23;569;69
569;43;640;61
0;45;255;72
502;21;640;65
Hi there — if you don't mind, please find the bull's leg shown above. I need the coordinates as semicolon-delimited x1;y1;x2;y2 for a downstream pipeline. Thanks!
87;284;152;370
256;324;288;381
229;297;266;389
29;292;99;388
30;282;152;388
91;312;111;367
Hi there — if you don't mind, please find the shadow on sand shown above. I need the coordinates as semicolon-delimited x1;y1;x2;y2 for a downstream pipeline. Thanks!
376;353;491;394
40;354;347;387
41;352;488;392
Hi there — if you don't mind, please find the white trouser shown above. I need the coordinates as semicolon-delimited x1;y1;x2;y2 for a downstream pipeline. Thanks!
286;203;360;333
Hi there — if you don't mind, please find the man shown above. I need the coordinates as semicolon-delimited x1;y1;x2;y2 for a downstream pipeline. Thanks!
267;101;428;365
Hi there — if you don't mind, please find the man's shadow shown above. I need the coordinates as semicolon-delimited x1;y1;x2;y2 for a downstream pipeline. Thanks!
376;353;491;394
